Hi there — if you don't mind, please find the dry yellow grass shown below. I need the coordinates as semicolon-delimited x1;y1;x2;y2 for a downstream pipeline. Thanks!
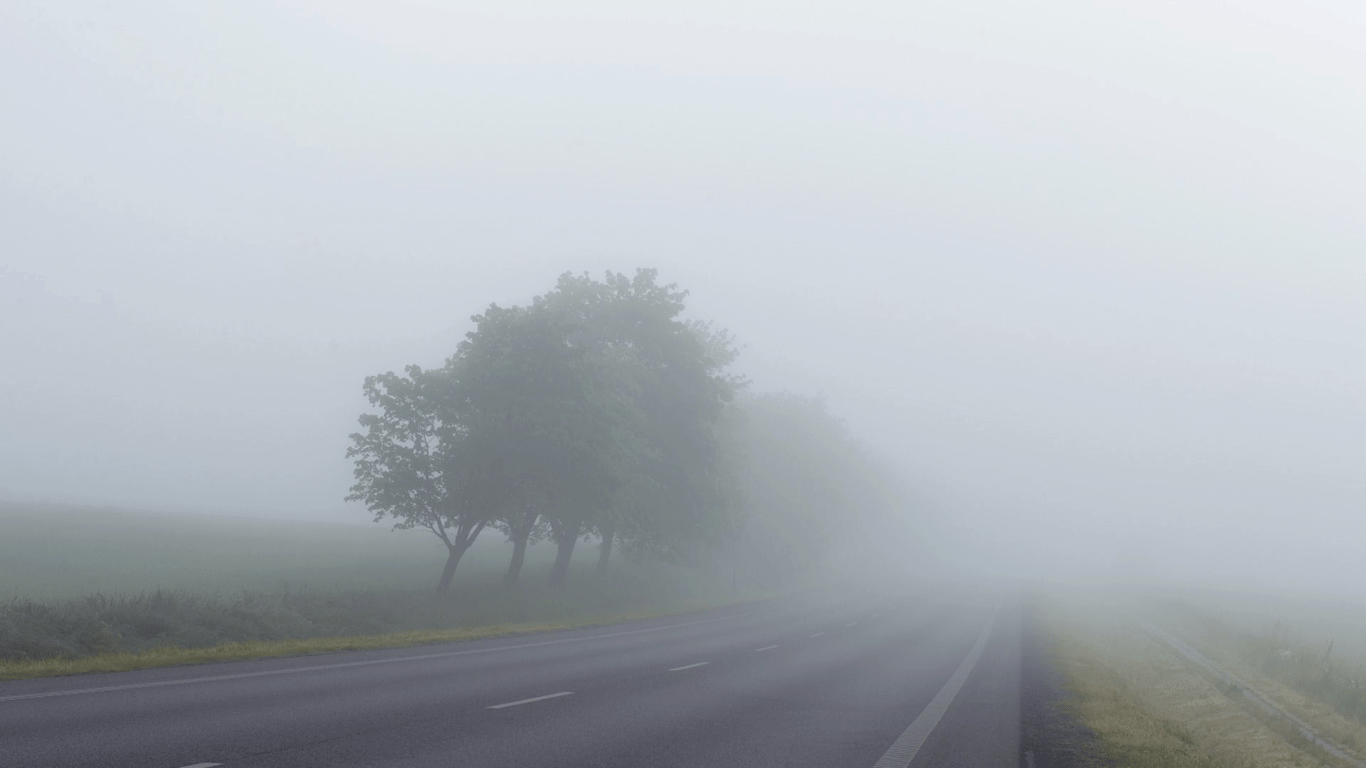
1046;597;1341;768
1159;611;1366;758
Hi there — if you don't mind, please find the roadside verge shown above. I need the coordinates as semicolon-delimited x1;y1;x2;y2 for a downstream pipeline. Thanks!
0;595;771;682
1044;592;1366;768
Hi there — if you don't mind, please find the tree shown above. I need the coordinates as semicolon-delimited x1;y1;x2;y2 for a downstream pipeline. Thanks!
734;392;863;584
495;497;548;585
349;268;746;592
535;270;745;574
614;317;745;567
345;365;494;594
456;300;635;588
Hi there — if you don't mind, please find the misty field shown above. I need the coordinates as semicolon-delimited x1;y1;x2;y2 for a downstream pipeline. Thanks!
0;501;496;599
0;501;750;671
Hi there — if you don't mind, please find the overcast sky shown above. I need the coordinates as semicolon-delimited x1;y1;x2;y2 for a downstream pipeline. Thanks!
3;1;1364;591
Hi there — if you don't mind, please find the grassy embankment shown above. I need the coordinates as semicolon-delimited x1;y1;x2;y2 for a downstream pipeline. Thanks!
1042;588;1366;768
0;502;768;681
1158;595;1366;735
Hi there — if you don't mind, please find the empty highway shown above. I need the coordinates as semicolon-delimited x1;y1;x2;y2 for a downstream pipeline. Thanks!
0;590;1020;767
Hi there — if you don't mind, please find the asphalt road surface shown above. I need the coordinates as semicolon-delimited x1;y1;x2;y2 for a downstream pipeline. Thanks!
0;589;1021;767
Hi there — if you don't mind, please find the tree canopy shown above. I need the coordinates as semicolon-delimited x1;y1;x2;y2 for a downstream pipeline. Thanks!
348;270;744;590
347;269;906;593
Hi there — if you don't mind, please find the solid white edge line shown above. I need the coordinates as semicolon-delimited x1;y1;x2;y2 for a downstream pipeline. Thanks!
0;612;753;703
872;606;1000;768
177;763;222;768
487;691;573;709
755;645;780;652
809;632;825;638
668;662;710;671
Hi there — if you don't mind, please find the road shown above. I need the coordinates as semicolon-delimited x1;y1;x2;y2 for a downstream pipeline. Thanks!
0;589;1021;768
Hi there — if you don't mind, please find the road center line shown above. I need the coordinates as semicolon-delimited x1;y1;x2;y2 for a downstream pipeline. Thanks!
487;691;573;709
0;612;753;703
668;662;710;672
809;632;825;638
755;645;780;652
872;606;1000;768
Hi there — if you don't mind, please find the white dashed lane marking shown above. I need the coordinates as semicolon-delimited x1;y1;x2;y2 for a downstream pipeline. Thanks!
177;763;222;768
845;622;858;627
487;691;574;709
755;645;780;652
668;662;710;672
809;632;825;638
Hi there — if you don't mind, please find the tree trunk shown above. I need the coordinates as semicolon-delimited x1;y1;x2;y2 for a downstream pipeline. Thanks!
436;541;467;594
503;512;538;585
504;534;529;585
549;536;577;588
596;522;615;572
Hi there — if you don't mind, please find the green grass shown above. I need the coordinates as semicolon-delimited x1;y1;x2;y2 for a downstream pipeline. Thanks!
0;501;476;598
0;500;724;602
1;571;757;663
0;596;768;681
1044;606;1213;768
1045;591;1364;768
0;500;767;679
1158;599;1366;727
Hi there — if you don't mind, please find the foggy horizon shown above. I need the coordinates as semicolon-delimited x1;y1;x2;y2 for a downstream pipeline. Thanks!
4;1;1365;597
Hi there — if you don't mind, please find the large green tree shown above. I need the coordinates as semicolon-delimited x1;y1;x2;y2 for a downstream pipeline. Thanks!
457;299;637;588
535;270;745;574
345;364;497;593
348;301;633;592
349;268;745;592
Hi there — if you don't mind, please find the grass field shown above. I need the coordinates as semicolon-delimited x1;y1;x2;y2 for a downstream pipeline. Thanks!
0;500;740;599
0;501;759;676
0;501;494;598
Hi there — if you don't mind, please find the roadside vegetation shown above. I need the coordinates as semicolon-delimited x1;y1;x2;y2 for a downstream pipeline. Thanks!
344;269;900;594
0;506;771;679
0;610;723;682
1043;590;1366;768
1151;599;1366;755
0;585;769;681
0;560;745;662
1;269;908;677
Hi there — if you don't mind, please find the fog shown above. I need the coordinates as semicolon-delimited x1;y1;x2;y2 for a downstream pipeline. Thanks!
3;2;1364;595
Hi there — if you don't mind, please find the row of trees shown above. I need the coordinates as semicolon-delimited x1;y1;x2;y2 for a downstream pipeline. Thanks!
346;270;900;593
736;391;908;585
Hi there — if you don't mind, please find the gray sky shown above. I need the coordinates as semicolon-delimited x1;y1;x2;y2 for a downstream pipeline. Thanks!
3;1;1364;590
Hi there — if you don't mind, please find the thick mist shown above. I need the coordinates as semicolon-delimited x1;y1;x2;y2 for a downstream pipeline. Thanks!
3;1;1364;596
